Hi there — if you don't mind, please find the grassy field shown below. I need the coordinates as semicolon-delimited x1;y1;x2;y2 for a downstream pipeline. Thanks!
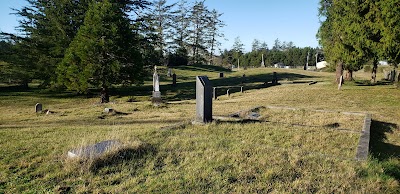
0;65;400;193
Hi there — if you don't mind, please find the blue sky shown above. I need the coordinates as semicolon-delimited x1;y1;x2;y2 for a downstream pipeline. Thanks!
0;0;321;52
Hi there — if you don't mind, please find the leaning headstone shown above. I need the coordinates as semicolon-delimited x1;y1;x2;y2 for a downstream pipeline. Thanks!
172;73;177;87
35;103;42;113
67;140;122;159
338;75;343;90
152;66;162;105
195;76;213;123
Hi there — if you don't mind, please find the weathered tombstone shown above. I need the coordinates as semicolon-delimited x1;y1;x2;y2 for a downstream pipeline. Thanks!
219;72;224;78
261;54;265;68
35;103;42;113
272;72;278;84
152;66;162;104
338;75;343;90
167;68;172;77
195;76;212;123
67;140;121;159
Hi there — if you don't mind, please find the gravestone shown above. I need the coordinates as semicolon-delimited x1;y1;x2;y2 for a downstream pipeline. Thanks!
35;103;42;113
272;72;278;84
152;66;162;104
172;73;177;86
338;75;343;90
261;54;265;67
67;140;121;159
219;72;224;78
167;68;172;77
195;76;213;123
104;108;114;114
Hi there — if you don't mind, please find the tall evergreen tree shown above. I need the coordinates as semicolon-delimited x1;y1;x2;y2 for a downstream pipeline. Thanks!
188;0;209;64
57;0;143;93
205;9;225;65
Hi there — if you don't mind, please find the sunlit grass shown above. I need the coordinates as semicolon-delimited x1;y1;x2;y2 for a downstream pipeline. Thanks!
0;66;399;193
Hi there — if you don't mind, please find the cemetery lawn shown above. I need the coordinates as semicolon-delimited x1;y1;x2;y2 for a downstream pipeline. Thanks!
1;66;400;193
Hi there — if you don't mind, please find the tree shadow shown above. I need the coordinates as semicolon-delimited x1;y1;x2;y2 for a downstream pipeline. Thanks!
369;120;400;160
174;64;232;73
369;120;400;181
355;80;392;86
112;71;314;101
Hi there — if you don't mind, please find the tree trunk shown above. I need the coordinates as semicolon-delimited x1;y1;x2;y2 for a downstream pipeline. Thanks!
371;59;378;83
345;70;353;81
100;87;109;103
335;61;343;84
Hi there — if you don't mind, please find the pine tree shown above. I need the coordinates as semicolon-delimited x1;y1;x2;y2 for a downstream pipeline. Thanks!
57;0;143;93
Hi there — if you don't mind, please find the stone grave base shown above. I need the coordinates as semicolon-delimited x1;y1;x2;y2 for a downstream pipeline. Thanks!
152;91;162;105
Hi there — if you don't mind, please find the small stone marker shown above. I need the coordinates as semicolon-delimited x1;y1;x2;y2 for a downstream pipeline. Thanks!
35;103;42;113
219;72;224;78
67;140;121;159
272;72;278;84
195;76;213;123
104;108;114;114
172;73;177;86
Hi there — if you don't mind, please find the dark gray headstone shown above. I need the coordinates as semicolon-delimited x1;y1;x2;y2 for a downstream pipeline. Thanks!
68;140;122;159
35;103;42;113
195;76;212;123
272;72;278;84
172;73;177;86
219;72;224;78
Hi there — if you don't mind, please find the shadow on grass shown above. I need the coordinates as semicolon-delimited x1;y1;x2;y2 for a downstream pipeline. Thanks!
174;64;232;73
0;71;317;102
355;80;393;86
369;120;400;180
116;72;316;101
90;143;157;174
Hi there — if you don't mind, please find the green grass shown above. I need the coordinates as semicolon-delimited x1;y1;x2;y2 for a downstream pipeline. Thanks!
0;66;400;193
